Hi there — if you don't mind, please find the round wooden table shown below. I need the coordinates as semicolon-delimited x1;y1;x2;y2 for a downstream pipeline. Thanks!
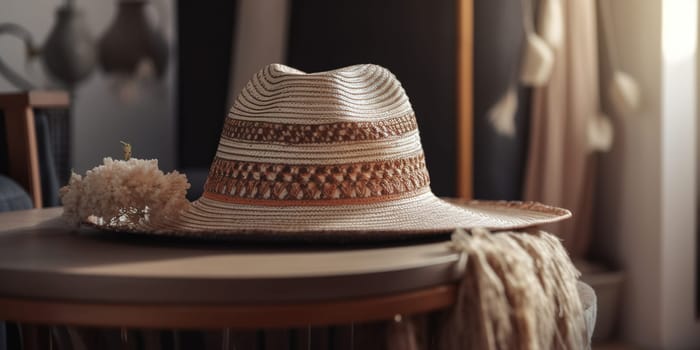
0;208;462;329
0;208;597;349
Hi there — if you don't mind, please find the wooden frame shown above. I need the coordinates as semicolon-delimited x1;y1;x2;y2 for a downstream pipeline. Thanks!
456;0;474;199
0;91;70;208
0;285;456;329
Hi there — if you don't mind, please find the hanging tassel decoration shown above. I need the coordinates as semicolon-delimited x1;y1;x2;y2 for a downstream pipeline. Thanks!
608;71;640;118
587;113;614;152
600;0;641;118
536;0;564;49
487;85;519;138
520;0;555;86
440;228;586;350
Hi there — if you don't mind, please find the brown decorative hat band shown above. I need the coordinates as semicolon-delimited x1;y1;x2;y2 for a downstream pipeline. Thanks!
221;113;418;145
203;153;431;205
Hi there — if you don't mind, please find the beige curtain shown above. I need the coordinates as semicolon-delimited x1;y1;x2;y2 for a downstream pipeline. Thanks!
524;0;600;259
227;0;290;107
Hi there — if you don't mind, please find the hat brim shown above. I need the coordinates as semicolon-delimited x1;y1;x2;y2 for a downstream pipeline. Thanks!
91;191;571;243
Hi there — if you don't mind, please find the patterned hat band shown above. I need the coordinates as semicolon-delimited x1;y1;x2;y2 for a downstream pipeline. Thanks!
220;113;418;144
203;153;431;205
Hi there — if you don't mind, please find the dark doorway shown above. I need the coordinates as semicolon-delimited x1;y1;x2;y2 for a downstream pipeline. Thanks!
177;1;238;169
286;0;458;197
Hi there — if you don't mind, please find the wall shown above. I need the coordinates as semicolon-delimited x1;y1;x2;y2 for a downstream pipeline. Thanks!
594;0;700;347
659;0;699;346
0;0;176;173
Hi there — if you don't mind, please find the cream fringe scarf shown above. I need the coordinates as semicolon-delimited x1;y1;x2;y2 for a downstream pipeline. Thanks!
436;228;585;350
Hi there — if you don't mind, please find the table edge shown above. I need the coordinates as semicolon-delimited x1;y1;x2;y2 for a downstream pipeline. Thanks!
0;284;457;329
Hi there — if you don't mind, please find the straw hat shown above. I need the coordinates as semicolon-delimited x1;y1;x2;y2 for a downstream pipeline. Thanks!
135;64;570;241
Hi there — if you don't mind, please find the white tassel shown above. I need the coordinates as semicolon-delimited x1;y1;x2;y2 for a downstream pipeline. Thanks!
600;0;642;119
520;0;555;86
520;33;555;86
608;71;640;117
537;0;564;49
587;113;614;152
487;86;518;137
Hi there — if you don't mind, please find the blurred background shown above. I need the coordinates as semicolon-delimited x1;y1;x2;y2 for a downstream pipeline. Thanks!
0;0;698;348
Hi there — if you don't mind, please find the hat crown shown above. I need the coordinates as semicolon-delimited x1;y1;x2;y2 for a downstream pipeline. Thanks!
231;64;414;122
204;64;431;204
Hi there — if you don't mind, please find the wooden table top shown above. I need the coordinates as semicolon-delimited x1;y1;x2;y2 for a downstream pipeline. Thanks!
0;208;596;330
0;208;461;304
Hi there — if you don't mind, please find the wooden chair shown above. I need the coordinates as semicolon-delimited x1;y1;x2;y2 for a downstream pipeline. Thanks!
0;91;70;208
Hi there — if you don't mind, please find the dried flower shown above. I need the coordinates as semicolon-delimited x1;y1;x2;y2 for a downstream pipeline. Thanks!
120;141;132;160
60;158;191;229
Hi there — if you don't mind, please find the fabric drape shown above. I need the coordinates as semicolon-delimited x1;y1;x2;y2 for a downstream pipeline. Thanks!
524;0;600;258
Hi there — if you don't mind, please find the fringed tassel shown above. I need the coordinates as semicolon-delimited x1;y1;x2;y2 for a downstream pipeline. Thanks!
440;228;586;350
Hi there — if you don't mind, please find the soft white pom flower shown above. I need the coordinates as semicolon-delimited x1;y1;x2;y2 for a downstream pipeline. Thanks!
60;158;191;229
